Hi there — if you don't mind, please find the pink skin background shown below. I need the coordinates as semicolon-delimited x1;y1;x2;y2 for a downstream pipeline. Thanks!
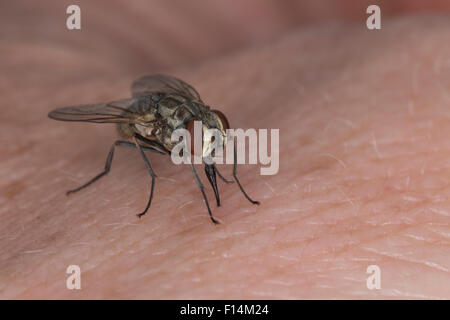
1;0;450;299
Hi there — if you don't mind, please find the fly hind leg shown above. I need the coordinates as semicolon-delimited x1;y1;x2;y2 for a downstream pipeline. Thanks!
67;139;159;219
66;140;156;195
66;143;118;195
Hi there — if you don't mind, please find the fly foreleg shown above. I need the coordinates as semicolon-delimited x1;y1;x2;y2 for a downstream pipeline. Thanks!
232;139;260;205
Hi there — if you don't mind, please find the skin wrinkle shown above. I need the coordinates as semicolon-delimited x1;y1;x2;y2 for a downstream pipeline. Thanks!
1;16;450;298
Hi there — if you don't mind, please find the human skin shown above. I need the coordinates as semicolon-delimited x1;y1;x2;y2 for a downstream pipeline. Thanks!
1;15;450;299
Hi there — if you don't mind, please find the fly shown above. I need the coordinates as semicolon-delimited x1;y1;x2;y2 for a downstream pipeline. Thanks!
48;74;259;224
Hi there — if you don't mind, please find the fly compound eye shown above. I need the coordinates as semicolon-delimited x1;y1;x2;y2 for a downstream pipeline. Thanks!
212;110;230;131
186;118;203;155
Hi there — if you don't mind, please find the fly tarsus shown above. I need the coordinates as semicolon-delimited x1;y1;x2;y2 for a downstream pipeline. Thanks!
233;172;261;206
66;142;117;195
233;140;260;205
214;164;234;183
134;137;157;219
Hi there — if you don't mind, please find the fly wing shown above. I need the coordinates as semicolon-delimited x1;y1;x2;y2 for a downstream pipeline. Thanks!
48;98;139;123
131;74;202;102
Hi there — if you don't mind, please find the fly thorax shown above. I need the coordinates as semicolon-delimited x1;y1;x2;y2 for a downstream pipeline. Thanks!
134;123;157;138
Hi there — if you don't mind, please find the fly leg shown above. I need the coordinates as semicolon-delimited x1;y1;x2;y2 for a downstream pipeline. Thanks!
67;141;118;195
66;140;158;195
232;139;260;205
214;164;233;183
133;137;157;218
115;141;163;154
190;163;220;224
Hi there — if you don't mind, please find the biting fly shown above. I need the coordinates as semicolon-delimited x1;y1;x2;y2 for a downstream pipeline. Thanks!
48;74;259;224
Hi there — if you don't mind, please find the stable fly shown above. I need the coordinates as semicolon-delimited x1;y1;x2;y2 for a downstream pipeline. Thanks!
48;75;259;224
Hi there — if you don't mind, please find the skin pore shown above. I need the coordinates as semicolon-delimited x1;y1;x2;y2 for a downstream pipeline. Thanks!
1;15;450;299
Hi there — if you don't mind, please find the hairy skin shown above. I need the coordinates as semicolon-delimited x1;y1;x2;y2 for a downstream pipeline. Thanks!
1;15;450;299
